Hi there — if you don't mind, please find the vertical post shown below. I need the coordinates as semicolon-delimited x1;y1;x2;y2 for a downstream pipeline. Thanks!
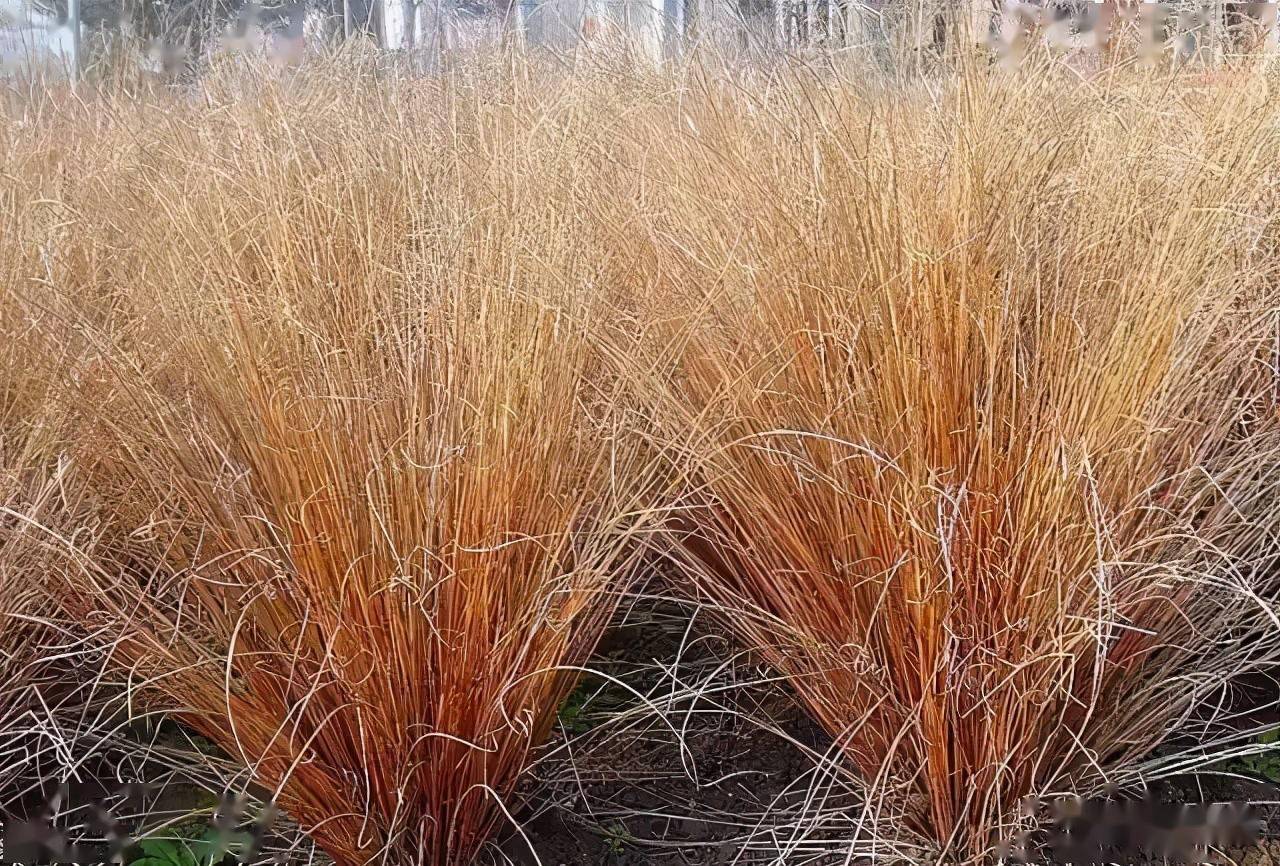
662;0;680;58
424;0;433;52
415;0;442;69
67;0;80;80
844;0;865;48
651;0;663;60
1209;0;1225;64
396;0;413;47
965;0;987;49
518;0;538;44
436;0;449;62
683;0;697;43
343;0;354;38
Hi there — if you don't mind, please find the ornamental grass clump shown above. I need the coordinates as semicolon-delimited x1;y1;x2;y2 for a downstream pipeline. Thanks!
635;64;1280;860
30;59;660;866
0;144;104;795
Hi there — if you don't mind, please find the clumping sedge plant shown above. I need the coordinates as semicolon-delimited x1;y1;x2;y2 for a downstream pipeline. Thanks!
10;60;663;866
0;359;68;795
0;162;102;798
630;62;1280;861
4;41;1280;866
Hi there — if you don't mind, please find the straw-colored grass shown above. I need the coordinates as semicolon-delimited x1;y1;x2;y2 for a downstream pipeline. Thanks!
4;45;1280;866
0;163;96;794
0;321;66;793
629;59;1280;860
4;57;664;866
1;139;60;788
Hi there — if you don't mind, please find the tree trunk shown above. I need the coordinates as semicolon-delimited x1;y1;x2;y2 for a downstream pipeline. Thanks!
67;0;79;79
964;0;991;48
663;0;682;59
401;0;416;47
844;0;870;47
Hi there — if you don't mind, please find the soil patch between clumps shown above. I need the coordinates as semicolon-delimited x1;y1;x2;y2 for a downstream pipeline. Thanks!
507;599;1280;866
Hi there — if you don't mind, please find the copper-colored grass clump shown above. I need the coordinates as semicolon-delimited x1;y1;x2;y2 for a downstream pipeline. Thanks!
0;153;94;793
629;63;1280;860
0;320;64;793
4;58;661;866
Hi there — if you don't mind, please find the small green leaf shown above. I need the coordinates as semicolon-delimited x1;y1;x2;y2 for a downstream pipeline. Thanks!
191;827;253;866
131;839;200;866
